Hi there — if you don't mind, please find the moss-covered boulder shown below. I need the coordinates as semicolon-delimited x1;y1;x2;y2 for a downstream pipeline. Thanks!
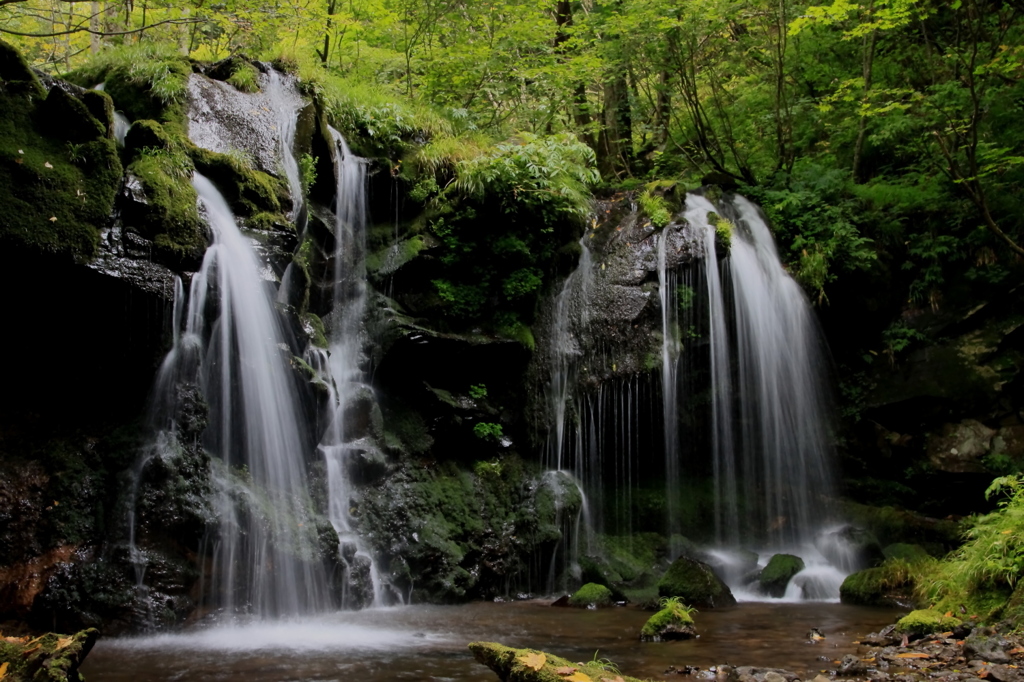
192;147;284;218
0;41;122;260
839;563;914;607
759;554;805;597
896;609;962;638
657;556;736;608
469;642;644;682
122;146;205;269
0;628;99;682
640;599;697;641
569;583;614;608
0;39;45;98
883;543;932;563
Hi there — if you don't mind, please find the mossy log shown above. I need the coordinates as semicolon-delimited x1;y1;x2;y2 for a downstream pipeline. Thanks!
469;641;643;682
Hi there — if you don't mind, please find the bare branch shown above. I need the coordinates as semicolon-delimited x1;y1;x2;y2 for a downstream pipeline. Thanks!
0;15;201;37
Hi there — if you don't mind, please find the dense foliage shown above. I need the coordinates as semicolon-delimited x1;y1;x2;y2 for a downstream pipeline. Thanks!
4;0;1021;313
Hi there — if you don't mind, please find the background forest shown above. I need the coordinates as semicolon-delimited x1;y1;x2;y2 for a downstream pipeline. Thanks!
4;0;1021;325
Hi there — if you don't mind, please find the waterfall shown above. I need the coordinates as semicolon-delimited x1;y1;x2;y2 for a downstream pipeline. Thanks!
129;173;331;619
191;172;330;616
688;193;836;548
316;127;389;607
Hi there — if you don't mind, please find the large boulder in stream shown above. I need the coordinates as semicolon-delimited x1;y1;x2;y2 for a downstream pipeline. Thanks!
657;556;736;608
758;554;805;597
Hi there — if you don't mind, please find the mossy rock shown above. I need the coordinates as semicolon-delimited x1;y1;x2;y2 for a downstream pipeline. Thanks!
568;582;614;607
657;556;736;608
759;554;805;598
206;55;261;93
123;149;205;269
124;118;174;155
640;601;697;641
0;62;122;259
80;89;114;137
192;147;283;217
883;543;932;563
65;47;191;136
38;87;106;144
469;642;644;682
0;39;45;98
895;609;962;637
839;564;914;607
0;627;99;682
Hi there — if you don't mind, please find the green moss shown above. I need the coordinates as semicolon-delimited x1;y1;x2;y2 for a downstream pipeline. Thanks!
469;642;643;682
657;556;736;608
569;582;614;607
839;561;917;607
0;628;99;682
895;608;962;637
884;543;932;563
496;319;535;350
0;76;121;259
0;39;45;98
246;211;289;231
124;118;174;155
300;312;329;348
368;235;429;276
759;553;805;597
641;598;697;641
706;211;733;249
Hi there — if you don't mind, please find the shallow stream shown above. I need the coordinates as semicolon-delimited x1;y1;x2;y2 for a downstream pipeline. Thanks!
81;601;902;681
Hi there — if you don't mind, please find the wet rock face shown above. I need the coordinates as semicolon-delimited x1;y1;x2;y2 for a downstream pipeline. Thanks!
187;71;303;179
926;419;997;473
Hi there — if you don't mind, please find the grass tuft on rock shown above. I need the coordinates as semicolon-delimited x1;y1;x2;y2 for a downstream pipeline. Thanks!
640;597;697;642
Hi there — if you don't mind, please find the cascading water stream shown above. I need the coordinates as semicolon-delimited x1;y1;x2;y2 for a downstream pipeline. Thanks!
542;237;595;593
264;69;304;226
314;127;389;607
658;227;684;551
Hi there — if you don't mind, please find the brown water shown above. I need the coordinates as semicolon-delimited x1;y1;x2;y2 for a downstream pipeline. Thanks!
80;601;903;681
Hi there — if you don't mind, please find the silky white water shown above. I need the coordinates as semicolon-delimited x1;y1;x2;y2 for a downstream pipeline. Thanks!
191;172;330;616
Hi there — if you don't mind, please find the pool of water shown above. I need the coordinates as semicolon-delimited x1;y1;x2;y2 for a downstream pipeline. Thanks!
80;601;903;681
